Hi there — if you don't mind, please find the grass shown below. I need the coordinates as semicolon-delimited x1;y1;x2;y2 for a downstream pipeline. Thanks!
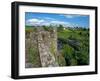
57;27;89;66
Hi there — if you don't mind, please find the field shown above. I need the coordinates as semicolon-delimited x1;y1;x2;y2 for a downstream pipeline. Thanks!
25;25;89;68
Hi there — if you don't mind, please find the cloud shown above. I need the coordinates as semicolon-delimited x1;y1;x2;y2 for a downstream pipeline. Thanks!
44;17;55;20
64;15;75;18
27;19;44;23
26;18;71;27
65;15;81;18
60;14;82;18
51;20;70;25
26;18;44;26
51;21;65;24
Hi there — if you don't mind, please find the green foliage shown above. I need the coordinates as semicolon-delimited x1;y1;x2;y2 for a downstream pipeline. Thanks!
29;47;37;63
62;44;77;66
28;46;41;67
50;41;56;55
43;26;50;31
42;26;55;35
57;24;64;32
25;26;37;38
57;27;89;66
25;26;36;33
57;54;66;66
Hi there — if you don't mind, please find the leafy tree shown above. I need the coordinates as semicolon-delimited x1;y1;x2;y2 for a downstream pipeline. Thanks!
57;24;64;32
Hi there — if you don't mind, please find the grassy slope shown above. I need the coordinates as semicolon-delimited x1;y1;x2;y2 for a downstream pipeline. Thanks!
57;28;89;66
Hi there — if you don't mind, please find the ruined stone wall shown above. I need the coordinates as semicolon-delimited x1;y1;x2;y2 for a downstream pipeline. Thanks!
25;27;59;68
37;27;59;67
25;31;41;68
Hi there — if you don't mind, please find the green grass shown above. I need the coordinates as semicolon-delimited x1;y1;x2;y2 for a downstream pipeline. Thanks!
57;27;89;66
25;26;37;33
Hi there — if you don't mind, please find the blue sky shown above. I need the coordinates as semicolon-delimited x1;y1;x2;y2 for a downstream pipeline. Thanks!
25;12;89;28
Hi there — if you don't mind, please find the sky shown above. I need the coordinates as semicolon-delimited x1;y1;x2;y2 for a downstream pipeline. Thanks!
25;12;89;28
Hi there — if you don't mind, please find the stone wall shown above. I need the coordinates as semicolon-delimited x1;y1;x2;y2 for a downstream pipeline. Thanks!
37;27;59;67
25;31;41;68
25;27;59;68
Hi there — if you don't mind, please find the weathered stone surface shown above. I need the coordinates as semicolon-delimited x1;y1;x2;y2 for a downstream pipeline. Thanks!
25;27;59;68
37;27;59;67
25;63;33;68
25;31;41;68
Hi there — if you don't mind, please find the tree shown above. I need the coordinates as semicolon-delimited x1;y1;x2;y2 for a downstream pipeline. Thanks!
57;24;64;32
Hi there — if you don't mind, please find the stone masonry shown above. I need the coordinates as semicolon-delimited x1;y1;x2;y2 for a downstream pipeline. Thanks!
37;27;59;67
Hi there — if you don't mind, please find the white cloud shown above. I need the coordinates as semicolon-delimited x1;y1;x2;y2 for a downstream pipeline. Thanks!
27;18;44;23
64;15;74;18
26;18;71;27
26;18;44;26
44;17;55;20
50;20;70;26
51;20;65;24
65;14;81;18
60;14;82;18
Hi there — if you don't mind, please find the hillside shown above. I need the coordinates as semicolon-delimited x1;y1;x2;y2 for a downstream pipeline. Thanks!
25;25;89;68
